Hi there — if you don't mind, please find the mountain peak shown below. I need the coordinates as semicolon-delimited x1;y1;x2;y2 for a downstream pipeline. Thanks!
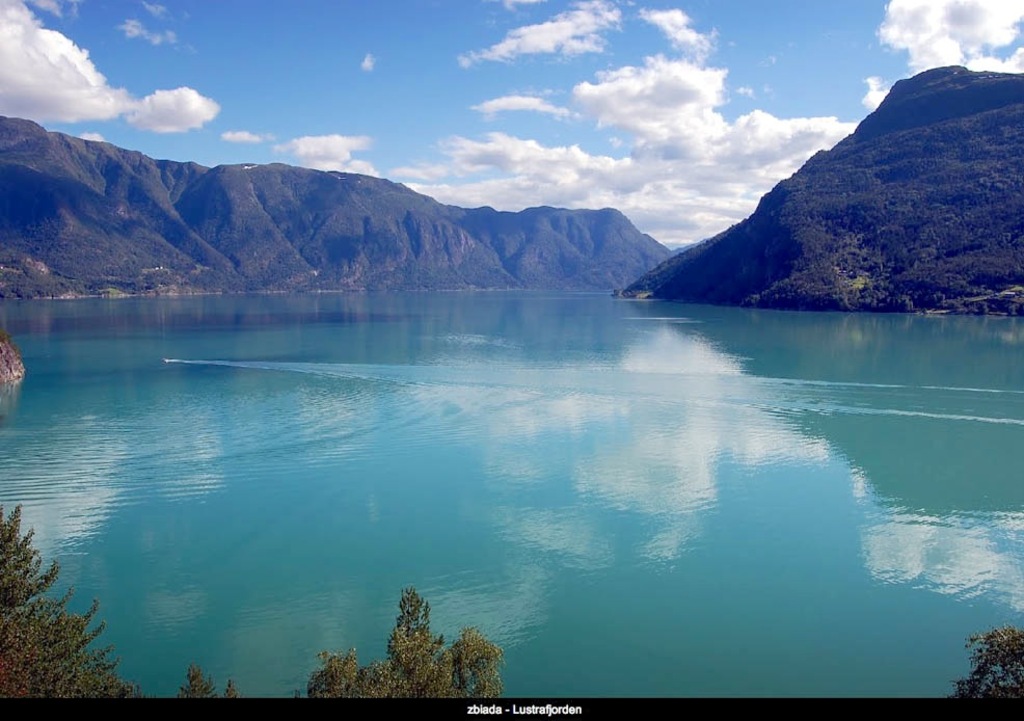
623;66;1024;315
853;66;1024;142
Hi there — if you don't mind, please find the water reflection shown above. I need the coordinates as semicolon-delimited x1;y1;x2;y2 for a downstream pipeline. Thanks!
147;310;1024;616
494;506;615;571
391;324;832;568
423;565;551;649
0;397;230;553
0;415;127;555
678;305;1024;615
861;509;1024;612
0;381;19;426
3;293;1024;696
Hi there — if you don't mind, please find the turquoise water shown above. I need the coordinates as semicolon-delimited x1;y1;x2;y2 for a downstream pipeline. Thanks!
1;293;1022;697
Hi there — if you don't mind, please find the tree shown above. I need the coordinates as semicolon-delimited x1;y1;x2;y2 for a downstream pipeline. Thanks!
307;587;503;698
952;626;1024;698
0;504;133;697
177;663;241;698
177;664;217;698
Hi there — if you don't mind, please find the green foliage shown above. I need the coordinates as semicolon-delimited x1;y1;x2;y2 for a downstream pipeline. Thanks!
952;626;1024;698
0;505;132;697
176;663;241;698
177;664;217;698
307;587;503;698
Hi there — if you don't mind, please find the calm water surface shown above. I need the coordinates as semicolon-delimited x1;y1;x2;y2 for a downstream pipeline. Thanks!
1;293;1022;697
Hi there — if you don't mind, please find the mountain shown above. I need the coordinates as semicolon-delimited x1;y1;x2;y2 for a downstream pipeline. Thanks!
622;67;1024;314
0;117;669;298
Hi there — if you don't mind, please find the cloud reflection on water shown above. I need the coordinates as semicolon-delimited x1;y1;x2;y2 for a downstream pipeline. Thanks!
0;415;128;556
4;299;1024;688
0;399;228;554
396;325;836;571
856;482;1024;612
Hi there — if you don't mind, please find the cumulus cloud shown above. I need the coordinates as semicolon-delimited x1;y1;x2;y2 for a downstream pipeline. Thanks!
118;18;177;45
0;1;218;130
361;52;375;71
79;131;105;142
879;0;1024;73
862;76;891;110
639;8;716;62
408;43;853;246
471;94;572;119
736;85;754;98
459;0;621;67
0;0;133;121
274;134;378;175
221;130;274;144
127;87;220;132
573;55;730;157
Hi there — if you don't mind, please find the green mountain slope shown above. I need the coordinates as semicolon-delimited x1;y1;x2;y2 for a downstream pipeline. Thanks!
623;67;1024;314
0;118;669;297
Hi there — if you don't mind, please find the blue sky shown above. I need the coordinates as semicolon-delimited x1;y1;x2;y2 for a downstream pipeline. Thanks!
3;0;1024;246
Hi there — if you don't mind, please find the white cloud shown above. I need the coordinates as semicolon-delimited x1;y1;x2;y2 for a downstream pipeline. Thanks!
862;76;891;110
118;18;177;46
736;85;754;98
0;1;217;130
79;131;105;141
361;52;375;72
575;48;847;177
427;131;629;180
142;2;167;18
221;129;274;144
459;0;621;67
416;7;855;245
274;134;378;175
639;8;716;62
127;87;220;133
0;0;134;122
878;0;1024;73
472;94;572;119
411;49;853;247
574;55;730;158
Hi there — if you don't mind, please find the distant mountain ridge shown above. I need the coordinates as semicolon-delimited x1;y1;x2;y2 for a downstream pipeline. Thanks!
0;117;669;298
622;66;1024;314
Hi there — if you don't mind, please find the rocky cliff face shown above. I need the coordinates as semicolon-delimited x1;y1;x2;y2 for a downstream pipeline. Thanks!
0;331;25;383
